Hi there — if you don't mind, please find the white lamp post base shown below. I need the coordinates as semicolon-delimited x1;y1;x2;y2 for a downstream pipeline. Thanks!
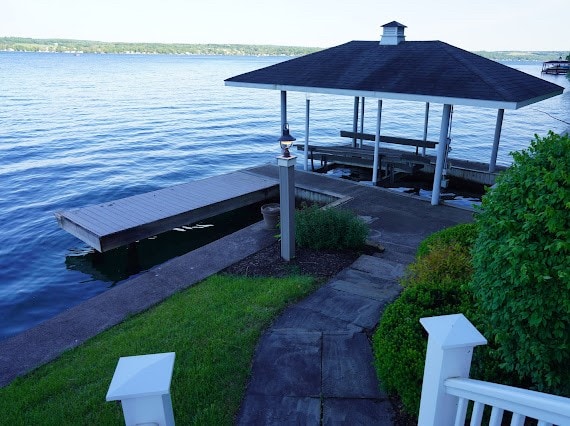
277;155;296;261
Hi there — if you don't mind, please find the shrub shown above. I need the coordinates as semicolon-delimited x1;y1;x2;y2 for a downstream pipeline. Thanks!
295;205;368;250
404;223;476;288
373;223;477;417
373;280;472;417
403;242;473;287
416;222;478;258
470;131;570;396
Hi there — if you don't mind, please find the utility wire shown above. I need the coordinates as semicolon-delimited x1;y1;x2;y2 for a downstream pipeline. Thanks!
532;108;570;126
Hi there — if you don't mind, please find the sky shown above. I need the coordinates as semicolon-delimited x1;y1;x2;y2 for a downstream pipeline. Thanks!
2;0;569;52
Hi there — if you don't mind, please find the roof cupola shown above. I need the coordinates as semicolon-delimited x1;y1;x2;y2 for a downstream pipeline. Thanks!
380;21;406;45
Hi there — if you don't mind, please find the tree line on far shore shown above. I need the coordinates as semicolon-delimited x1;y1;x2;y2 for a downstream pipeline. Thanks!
0;37;566;61
0;37;320;56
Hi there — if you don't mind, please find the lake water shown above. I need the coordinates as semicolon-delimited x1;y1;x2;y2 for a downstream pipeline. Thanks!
0;52;568;341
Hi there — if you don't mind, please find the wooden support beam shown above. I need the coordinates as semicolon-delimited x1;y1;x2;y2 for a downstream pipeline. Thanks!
340;131;437;149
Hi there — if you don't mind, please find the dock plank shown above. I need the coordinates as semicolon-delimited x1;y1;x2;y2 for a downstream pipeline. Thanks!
56;171;279;252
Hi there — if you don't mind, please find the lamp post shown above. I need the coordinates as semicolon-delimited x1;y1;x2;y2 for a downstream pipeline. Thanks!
277;123;296;261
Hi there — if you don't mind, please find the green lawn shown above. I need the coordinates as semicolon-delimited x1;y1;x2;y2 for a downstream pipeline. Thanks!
0;274;317;425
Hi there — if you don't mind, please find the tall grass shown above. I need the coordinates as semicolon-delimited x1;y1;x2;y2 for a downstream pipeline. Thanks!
295;205;368;250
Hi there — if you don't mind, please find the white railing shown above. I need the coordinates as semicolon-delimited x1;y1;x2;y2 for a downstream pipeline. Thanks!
445;377;570;426
417;314;570;426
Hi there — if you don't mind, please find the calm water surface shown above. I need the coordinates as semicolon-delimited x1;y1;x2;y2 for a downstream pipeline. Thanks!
0;52;568;340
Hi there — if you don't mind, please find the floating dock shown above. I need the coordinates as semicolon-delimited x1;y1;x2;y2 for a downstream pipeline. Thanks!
55;171;279;252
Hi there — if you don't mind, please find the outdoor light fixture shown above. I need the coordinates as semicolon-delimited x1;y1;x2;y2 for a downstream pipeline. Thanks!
275;122;296;261
278;123;296;157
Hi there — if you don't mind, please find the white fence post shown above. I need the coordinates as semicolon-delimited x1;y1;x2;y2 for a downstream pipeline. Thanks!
106;352;176;426
417;314;487;426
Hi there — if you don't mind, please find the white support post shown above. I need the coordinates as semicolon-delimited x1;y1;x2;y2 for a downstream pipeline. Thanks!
359;97;365;148
106;352;176;426
277;155;296;261
304;96;310;171
489;109;504;173
417;314;487;426
352;96;359;147
422;102;430;156
431;104;452;205
372;99;382;186
280;91;287;130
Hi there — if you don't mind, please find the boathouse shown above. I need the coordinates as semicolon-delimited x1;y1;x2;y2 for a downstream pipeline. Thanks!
542;58;570;75
225;21;564;205
56;23;565;252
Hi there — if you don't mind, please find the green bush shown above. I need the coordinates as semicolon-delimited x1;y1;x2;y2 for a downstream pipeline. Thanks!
373;280;472;417
403;242;473;287
470;131;570;396
295;205;368;250
373;223;476;417
404;223;476;288
416;222;478;258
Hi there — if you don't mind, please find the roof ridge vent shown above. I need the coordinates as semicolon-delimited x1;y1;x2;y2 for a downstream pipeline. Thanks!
380;21;406;45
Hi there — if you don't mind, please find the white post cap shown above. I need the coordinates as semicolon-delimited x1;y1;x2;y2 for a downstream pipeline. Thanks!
420;314;487;349
277;155;297;167
106;352;176;401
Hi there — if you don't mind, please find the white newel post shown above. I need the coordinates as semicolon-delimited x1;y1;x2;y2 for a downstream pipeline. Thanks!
417;314;487;426
107;352;176;426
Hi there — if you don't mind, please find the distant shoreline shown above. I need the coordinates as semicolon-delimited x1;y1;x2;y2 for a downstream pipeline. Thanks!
0;50;299;58
1;37;568;61
0;37;321;57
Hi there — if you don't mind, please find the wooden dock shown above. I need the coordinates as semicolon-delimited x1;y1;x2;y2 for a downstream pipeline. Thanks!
296;144;507;186
55;171;279;252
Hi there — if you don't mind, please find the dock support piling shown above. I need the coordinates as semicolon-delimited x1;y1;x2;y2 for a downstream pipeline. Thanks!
422;102;430;156
359;97;365;148
489;108;504;173
304;96;310;171
280;91;287;130
372;99;383;186
352;97;359;147
431;104;452;205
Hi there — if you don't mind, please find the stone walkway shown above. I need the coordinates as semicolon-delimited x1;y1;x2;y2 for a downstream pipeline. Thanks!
236;255;405;425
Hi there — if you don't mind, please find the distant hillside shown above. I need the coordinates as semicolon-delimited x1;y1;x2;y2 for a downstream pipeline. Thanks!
0;37;566;61
474;50;569;62
0;37;320;56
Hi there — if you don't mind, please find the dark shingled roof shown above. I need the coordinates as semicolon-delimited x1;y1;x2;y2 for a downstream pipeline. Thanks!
382;21;406;28
225;41;564;109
